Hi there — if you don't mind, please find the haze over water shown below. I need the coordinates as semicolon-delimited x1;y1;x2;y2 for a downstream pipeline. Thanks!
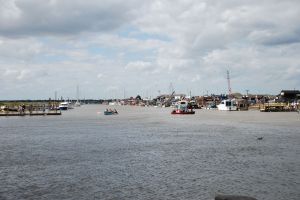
0;105;299;200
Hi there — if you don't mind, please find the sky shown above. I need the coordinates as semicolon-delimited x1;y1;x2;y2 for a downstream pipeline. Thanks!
0;0;300;100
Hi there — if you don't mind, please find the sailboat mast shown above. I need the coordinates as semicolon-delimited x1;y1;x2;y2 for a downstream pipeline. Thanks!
74;85;81;106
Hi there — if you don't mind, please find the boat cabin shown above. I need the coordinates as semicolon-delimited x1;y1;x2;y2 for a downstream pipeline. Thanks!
217;99;237;111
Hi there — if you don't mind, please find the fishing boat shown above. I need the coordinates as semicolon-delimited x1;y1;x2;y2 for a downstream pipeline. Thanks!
171;101;195;114
217;99;237;111
104;109;118;115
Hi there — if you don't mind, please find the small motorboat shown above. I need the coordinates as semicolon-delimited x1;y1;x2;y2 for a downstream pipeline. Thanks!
59;102;70;110
171;100;195;115
104;109;118;115
171;109;195;114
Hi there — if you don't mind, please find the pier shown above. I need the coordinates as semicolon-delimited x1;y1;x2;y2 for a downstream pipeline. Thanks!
259;103;298;112
0;104;61;116
0;111;61;116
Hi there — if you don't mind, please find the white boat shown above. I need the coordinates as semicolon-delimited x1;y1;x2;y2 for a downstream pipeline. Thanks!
217;99;237;111
59;102;69;110
59;102;74;110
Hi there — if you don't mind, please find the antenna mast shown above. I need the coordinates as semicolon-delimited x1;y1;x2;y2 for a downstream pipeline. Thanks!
227;70;232;98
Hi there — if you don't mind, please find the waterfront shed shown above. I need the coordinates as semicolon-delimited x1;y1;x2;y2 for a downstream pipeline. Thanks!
278;90;300;102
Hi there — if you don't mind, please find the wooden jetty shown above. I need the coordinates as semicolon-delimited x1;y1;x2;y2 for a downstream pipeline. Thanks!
0;104;61;116
0;111;61;116
260;102;298;112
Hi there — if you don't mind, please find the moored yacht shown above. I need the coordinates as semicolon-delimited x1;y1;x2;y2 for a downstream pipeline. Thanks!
217;99;237;111
59;102;69;110
59;102;74;110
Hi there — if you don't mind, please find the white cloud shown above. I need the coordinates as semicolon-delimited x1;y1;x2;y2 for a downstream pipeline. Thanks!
191;74;200;82
97;73;103;79
0;0;22;21
125;61;152;71
0;0;299;99
0;0;145;37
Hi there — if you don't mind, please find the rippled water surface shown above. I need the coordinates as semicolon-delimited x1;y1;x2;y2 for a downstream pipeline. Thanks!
0;105;299;200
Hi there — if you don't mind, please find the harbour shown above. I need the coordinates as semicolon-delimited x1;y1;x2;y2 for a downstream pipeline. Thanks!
1;88;299;118
1;1;300;199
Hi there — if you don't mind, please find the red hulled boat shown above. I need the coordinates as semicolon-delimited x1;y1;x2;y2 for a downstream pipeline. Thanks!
171;100;195;115
171;109;195;114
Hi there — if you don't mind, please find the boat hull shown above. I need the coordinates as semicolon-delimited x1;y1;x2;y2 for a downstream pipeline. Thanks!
104;111;118;115
217;105;237;111
171;110;195;114
59;107;68;110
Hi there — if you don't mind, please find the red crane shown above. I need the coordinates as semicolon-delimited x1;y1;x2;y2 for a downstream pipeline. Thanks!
227;70;232;99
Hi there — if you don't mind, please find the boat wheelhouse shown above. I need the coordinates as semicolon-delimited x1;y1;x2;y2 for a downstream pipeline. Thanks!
217;99;237;111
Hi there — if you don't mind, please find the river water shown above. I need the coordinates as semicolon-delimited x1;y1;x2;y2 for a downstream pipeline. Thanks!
0;105;299;200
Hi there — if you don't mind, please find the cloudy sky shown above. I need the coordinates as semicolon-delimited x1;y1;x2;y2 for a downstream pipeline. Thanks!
0;0;299;99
